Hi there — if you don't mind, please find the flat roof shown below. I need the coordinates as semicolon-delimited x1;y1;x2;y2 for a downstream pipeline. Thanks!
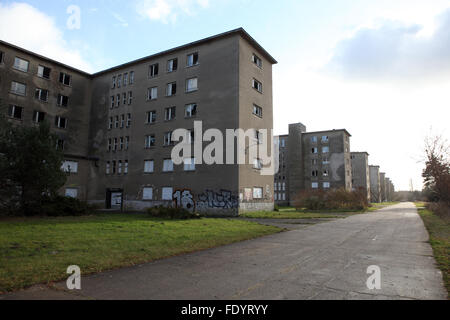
351;151;370;156
0;28;277;78
302;129;352;137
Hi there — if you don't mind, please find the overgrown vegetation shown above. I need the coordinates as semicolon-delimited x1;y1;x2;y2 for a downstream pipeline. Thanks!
0;214;281;293
0;109;69;216
292;188;369;211
415;202;449;298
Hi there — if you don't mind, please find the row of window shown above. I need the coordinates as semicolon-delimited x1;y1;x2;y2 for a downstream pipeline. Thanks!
107;137;130;152
106;158;196;175
11;56;72;85
110;92;133;108
311;146;330;154
274;183;286;191
312;158;330;165
10;81;70;107
143;103;197;125
7;105;68;128
311;136;329;143
312;182;331;189
274;193;286;201
112;71;135;89
311;170;330;178
108;114;132;130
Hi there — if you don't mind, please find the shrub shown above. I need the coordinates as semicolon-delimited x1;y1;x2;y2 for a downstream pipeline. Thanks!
293;188;369;211
147;206;201;220
274;204;280;212
426;202;450;221
40;196;92;217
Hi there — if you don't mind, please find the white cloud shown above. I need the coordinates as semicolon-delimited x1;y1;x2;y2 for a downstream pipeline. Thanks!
326;8;450;82
112;12;129;27
0;2;93;72
136;0;209;24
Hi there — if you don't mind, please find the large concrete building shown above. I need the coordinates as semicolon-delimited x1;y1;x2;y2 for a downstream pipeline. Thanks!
351;152;371;201
379;172;387;202
369;165;381;203
0;28;277;215
274;123;353;205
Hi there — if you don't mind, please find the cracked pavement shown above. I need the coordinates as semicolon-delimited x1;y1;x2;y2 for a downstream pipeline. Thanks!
1;202;446;300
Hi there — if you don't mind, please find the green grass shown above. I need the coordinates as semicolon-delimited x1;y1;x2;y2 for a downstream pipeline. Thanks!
0;214;281;293
415;202;449;299
367;202;400;212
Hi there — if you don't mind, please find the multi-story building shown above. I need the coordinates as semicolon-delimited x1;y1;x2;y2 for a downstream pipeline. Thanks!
369;165;381;203
379;172;386;202
274;135;289;206
351;152;371;201
275;123;353;205
0;28;277;216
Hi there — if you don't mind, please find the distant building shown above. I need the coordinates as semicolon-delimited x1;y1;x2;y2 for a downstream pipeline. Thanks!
275;123;352;206
380;172;386;202
351;152;371;201
369;166;381;203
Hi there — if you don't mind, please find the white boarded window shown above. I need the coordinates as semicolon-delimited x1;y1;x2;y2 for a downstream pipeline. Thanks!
322;146;330;153
162;187;173;200
144;160;154;173
14;57;29;72
323;182;331;189
253;187;263;199
61;161;78;173
163;159;174;172
312;182;319;189
186;77;198;92
65;188;78;198
143;187;153;200
10;81;26;96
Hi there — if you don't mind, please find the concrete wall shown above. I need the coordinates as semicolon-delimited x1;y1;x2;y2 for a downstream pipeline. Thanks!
369;166;381;203
351;152;371;201
379;172;386;202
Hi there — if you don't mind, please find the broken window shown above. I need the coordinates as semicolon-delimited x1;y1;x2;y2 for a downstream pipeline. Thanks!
35;88;49;102
55;116;68;129
108;117;113;130
116;94;120;107
322;146;330;153
164;132;173;146
33;110;46;123
57;94;69;107
146;111;157;124
147;87;158;100
120;114;125;128
312;170;319;177
110;96;115;109
253;104;263;118
252;78;262;93
129;71;134;84
145;135;156;148
311;136;318;143
167;58;178;72
118;160;123;174
112;161;116;174
186;77;198;92
113;138;118;151
115;116;119;128
322;136;329;143
149;63;159;78
38;65;51;79
8;105;23;120
126;114;131;127
185;103;197;118
165;107;176;121
123;93;127;105
323;170;329;177
252;54;262;68
59;72;71;86
112;76;116;89
117;74;122;88
10;81;26;96
108;138;112;152
125;137;130;150
123;73;128;86
323;182;331;189
0;51;4;63
128;91;133;105
13;57;29;72
124;160;128;174
166;82;177;96
120;137;124;150
187;53;199;67
311;147;318;154
56;139;65;151
106;161;111;174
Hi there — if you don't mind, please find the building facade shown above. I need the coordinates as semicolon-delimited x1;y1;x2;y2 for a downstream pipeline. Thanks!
351;152;371;201
369;165;381;203
275;123;353;206
0;28;277;216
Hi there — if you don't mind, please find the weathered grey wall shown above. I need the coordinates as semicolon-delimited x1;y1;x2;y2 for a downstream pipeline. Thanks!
369;166;381;203
351;152;371;201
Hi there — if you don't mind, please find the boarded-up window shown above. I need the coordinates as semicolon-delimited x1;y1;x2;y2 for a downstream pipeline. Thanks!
162;187;173;201
143;187;153;200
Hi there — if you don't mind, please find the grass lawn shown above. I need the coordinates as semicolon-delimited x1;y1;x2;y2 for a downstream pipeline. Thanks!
0;214;281;293
240;203;400;220
415;202;449;298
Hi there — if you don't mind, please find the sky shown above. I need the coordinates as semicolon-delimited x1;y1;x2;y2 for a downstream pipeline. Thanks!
1;0;449;191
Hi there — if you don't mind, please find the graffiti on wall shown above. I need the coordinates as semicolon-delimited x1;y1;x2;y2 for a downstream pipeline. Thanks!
173;189;239;211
